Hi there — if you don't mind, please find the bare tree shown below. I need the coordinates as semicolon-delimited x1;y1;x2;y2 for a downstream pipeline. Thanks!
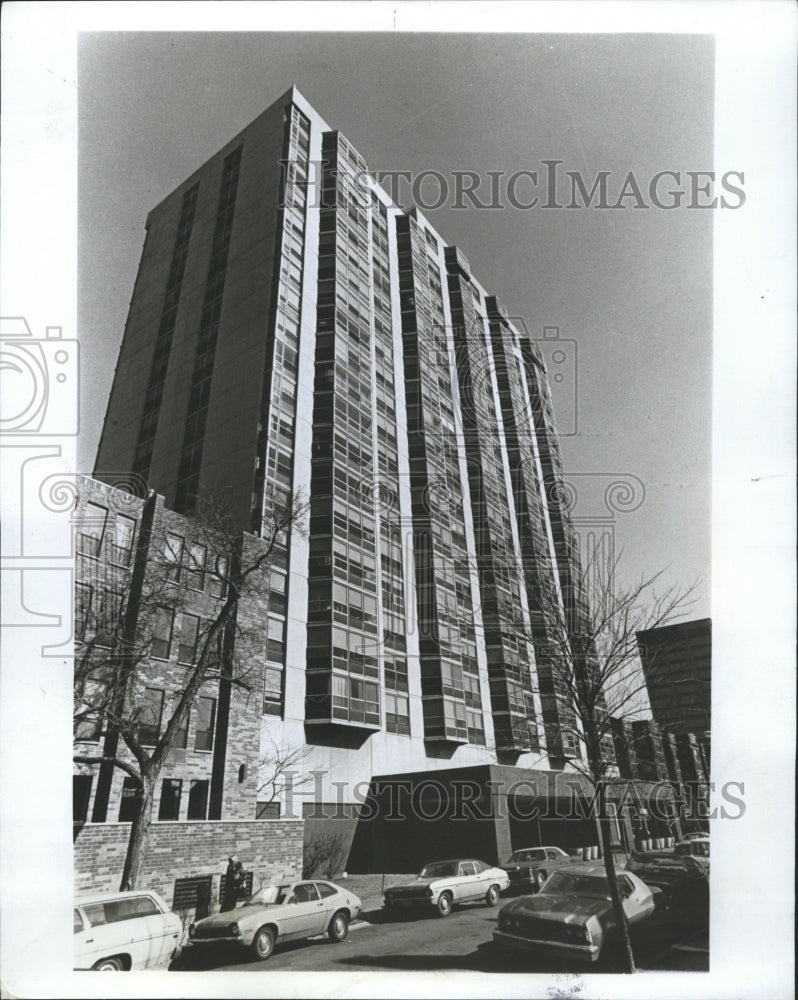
73;487;308;890
512;549;698;972
257;737;315;808
302;829;349;880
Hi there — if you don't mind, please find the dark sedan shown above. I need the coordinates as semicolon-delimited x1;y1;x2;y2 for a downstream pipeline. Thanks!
493;863;656;963
625;851;709;924
500;846;581;892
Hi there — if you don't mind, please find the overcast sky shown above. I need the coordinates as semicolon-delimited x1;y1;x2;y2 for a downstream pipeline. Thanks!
78;31;713;616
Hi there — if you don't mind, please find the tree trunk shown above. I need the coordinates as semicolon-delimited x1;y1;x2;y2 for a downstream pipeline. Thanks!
597;782;636;973
119;774;155;891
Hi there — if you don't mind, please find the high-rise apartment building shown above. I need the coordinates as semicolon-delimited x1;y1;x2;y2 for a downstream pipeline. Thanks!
636;618;711;739
93;86;589;824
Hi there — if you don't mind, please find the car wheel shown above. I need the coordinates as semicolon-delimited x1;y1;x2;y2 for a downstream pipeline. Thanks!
535;870;548;891
92;956;125;971
485;884;500;906
436;892;453;917
328;910;349;942
251;926;275;961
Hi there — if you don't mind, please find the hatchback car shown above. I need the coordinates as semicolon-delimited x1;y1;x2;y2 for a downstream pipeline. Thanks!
74;889;182;971
187;880;362;961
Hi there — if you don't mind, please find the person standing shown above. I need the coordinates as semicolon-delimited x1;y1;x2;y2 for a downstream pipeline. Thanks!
221;855;245;911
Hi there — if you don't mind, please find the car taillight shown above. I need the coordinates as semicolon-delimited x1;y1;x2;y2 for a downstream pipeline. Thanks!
230;923;241;937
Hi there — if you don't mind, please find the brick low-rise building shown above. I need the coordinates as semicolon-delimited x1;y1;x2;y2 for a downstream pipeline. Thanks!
72;475;302;906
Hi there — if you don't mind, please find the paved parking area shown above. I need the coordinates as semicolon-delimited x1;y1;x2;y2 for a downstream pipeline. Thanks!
172;896;708;974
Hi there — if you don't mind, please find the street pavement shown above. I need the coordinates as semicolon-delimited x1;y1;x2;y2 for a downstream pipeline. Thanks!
173;892;709;974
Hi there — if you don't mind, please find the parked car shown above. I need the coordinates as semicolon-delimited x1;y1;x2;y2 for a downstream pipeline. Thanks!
673;836;710;871
187;880;361;961
74;889;182;971
625;851;709;923
499;845;581;892
492;863;656;963
383;858;510;917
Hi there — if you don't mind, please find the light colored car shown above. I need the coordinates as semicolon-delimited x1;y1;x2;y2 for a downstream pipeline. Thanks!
74;889;182;971
673;836;709;870
493;863;656;963
187;880;362;961
383;858;510;917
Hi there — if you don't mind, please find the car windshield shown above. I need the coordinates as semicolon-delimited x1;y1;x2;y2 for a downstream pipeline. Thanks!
541;872;610;898
420;862;458;878
242;885;290;906
675;841;709;856
509;849;546;863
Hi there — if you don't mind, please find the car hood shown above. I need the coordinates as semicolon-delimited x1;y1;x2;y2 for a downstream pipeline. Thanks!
502;893;611;924
386;877;436;891
195;903;279;928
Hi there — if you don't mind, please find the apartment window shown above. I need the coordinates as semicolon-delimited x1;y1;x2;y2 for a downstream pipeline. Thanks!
74;675;105;742
158;778;182;821
151;606;174;660
164;533;183;582
118;777;140;822
75;583;92;639
78;502;107;557
177;613;200;665
112;514;136;566
186;542;207;590
268;569;287;616
385;692;410;735
187;779;209;820
95;590;123;647
73;775;93;823
263;665;283;716
266;618;285;664
175;709;189;749
194;697;216;752
139;687;164;746
208;556;229;599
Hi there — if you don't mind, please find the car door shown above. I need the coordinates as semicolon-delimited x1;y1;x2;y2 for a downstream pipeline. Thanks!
76;899;145;969
281;882;326;939
315;881;341;929
73;907;94;969
457;861;479;901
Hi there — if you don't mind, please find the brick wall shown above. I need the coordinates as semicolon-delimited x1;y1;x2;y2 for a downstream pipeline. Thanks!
75;819;303;938
74;478;271;825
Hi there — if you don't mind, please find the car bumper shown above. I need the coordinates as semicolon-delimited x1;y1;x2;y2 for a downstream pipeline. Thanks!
507;874;537;887
492;930;600;962
384;897;435;909
188;935;247;948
